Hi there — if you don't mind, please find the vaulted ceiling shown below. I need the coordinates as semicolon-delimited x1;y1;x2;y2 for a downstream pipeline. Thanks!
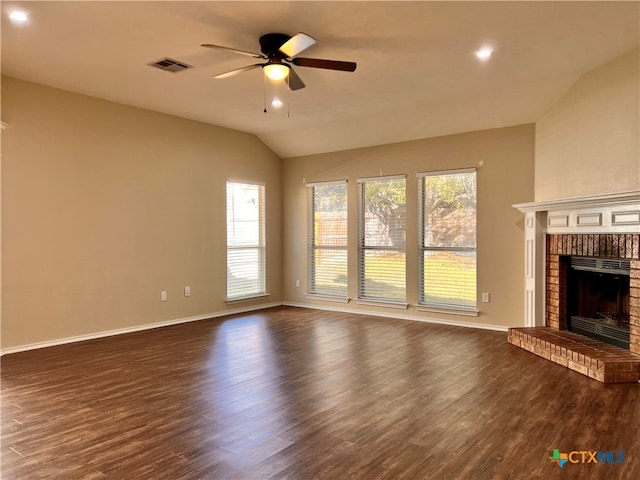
2;1;638;158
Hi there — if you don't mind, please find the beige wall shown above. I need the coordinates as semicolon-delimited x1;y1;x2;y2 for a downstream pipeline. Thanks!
1;77;282;350
535;48;640;201
282;124;535;328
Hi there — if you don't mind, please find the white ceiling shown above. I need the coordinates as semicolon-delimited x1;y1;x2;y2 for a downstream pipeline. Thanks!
2;1;638;158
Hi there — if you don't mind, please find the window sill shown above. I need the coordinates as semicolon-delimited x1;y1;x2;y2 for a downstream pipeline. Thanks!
355;299;409;309
305;294;350;304
226;293;270;304
415;304;479;317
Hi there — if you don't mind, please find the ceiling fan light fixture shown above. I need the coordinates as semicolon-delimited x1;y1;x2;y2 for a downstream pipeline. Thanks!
263;63;289;80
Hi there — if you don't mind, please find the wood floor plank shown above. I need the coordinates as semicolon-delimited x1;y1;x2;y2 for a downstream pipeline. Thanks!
2;306;639;479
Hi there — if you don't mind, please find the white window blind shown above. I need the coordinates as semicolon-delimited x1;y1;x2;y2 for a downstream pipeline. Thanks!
226;181;266;300
307;181;348;298
358;176;406;302
419;169;477;309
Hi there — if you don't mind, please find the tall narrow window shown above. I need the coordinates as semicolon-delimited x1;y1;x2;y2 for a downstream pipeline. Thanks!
307;181;348;298
226;181;266;300
419;169;477;310
358;176;406;303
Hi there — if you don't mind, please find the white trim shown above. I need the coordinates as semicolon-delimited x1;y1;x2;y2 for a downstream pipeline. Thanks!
226;293;270;303
305;294;350;303
283;302;508;332
357;174;406;183
417;167;476;178
547;214;569;228
513;190;640;213
612;210;640;226
306;180;347;187
576;212;602;227
226;178;266;186
0;302;513;356
354;299;409;309
0;302;281;356
415;305;479;317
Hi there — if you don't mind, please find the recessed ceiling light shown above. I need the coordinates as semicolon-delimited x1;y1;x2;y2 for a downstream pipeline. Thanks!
271;99;283;108
475;48;493;60
9;10;29;23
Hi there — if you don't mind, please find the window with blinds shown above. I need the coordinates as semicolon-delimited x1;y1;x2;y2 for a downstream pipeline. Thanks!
419;169;476;310
358;176;406;303
307;181;348;298
226;181;266;300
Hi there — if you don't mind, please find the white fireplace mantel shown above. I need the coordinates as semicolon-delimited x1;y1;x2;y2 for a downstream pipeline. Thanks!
513;190;640;327
513;190;640;213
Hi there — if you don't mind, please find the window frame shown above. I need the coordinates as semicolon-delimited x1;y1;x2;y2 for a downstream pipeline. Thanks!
225;180;267;302
357;175;407;307
417;168;477;314
306;180;349;301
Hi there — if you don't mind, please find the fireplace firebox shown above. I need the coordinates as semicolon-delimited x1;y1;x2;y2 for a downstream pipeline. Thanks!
567;256;631;349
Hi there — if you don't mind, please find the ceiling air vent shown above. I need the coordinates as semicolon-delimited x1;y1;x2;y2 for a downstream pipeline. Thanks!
147;57;193;73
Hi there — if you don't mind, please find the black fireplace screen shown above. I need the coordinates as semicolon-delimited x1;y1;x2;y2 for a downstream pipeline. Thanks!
567;257;630;349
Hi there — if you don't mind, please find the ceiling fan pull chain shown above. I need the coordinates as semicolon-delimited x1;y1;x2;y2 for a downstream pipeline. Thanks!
287;74;291;118
263;73;268;113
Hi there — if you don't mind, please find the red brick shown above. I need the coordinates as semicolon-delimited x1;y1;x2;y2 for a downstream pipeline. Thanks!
605;362;640;373
550;354;568;366
589;369;604;382
611;234;619;256
568;360;589;376
613;372;640;383
626;235;634;259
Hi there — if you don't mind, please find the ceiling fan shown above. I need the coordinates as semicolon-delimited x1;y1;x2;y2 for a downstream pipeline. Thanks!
201;32;357;90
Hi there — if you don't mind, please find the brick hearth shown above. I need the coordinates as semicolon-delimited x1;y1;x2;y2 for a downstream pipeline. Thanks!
509;233;640;383
508;327;640;383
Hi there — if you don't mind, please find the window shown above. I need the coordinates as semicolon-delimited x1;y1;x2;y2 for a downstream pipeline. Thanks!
358;176;406;303
307;181;348;298
226;181;266;300
419;169;476;310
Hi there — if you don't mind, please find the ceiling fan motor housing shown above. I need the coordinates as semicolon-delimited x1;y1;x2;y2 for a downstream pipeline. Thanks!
259;33;291;58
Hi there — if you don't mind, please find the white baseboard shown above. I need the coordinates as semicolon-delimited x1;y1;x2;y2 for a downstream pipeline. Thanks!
0;302;282;356
282;301;509;332
1;301;508;356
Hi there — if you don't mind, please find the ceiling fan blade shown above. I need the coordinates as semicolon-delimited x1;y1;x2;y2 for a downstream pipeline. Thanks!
214;64;263;79
278;33;317;58
201;44;265;59
291;57;357;72
287;67;306;91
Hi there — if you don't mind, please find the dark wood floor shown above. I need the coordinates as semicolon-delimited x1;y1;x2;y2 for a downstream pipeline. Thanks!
2;306;639;479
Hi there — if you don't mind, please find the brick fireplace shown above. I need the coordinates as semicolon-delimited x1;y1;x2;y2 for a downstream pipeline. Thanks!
510;192;640;383
545;233;639;353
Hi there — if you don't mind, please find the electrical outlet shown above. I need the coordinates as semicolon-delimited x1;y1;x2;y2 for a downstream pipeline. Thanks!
482;292;490;303
161;291;167;301
295;279;300;288
184;286;191;297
